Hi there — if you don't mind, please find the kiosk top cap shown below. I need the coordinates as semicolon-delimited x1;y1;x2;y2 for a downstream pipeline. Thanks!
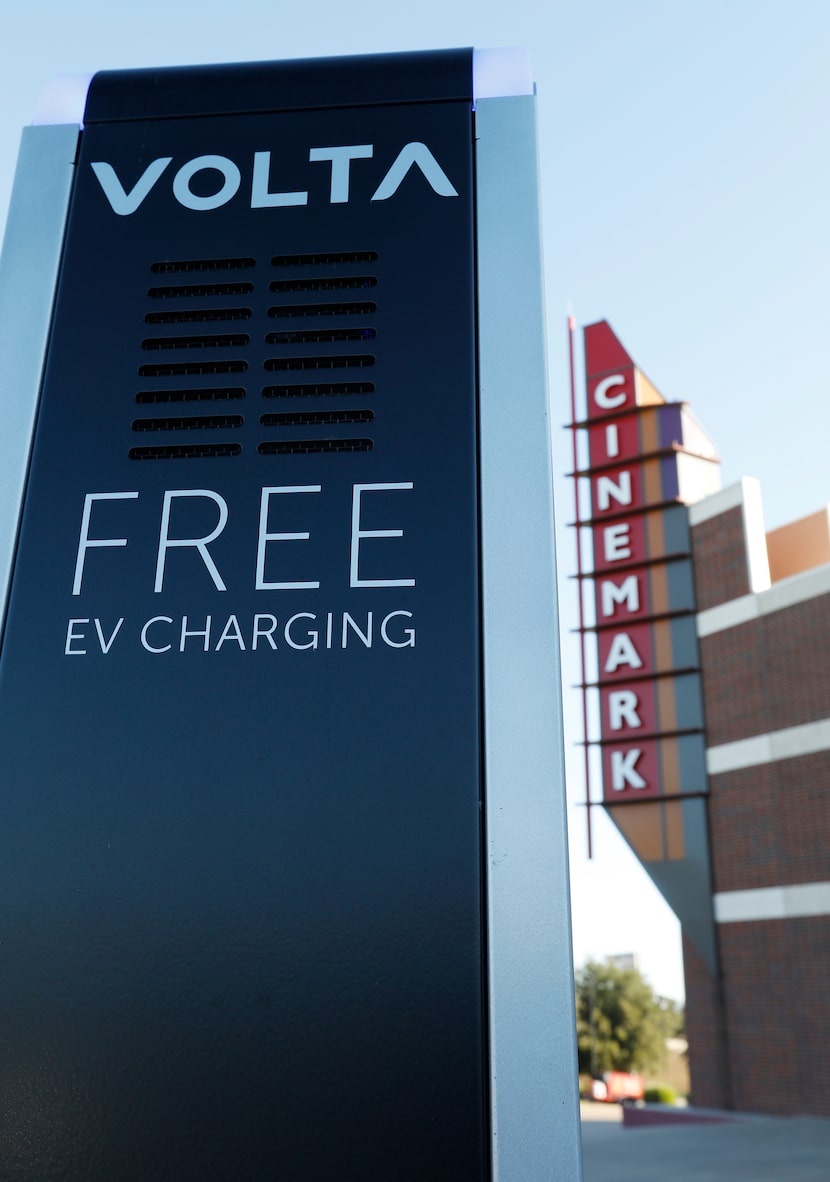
33;48;533;127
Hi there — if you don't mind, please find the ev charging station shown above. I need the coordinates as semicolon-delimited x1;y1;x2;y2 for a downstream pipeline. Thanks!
0;49;581;1180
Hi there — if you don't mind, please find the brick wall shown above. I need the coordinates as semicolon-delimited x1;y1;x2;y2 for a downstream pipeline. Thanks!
719;918;830;1115
699;597;830;746
686;495;830;1117
698;618;766;746
708;752;830;893
691;506;749;610
685;918;830;1116
682;933;732;1109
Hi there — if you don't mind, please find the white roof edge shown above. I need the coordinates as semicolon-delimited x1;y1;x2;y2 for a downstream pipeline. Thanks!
742;476;771;592
33;74;93;126
697;557;830;637
714;881;830;924
706;717;830;774
764;556;830;612
473;49;534;101
687;476;759;526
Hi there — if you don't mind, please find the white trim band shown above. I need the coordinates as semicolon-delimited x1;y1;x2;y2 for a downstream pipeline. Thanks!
697;561;830;637
473;49;533;100
696;593;757;635
688;476;758;526
707;717;830;775
715;881;830;924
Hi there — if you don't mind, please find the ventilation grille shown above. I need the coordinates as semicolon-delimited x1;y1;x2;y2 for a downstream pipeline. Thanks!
130;443;242;460
260;410;373;427
135;387;245;405
149;282;254;299
151;257;255;274
263;251;378;453
132;415;244;432
138;359;247;377
264;354;374;372
132;252;379;459
268;301;376;319
262;382;374;399
145;308;252;325
258;439;373;455
135;256;251;456
265;328;375;345
271;251;377;267
270;276;376;294
141;333;250;351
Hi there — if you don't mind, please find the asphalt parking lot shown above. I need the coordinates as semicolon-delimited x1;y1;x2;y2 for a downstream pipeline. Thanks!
580;1102;830;1182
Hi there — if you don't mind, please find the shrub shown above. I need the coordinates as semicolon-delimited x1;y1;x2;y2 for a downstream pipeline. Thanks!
644;1085;676;1105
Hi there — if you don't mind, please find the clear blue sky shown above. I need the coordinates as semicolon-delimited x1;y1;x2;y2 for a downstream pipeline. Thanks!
2;0;828;1001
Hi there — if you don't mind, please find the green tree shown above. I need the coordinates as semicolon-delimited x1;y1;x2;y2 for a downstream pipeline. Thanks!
575;959;680;1076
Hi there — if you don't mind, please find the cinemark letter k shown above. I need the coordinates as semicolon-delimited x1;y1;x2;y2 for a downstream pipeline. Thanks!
611;749;647;791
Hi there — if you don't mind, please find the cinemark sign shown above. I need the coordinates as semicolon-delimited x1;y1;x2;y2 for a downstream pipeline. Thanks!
577;321;715;809
570;319;720;970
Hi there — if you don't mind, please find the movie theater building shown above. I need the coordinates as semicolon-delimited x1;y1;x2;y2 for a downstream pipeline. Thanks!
571;320;830;1116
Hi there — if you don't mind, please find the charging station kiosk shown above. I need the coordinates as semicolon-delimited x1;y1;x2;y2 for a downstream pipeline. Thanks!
0;49;581;1180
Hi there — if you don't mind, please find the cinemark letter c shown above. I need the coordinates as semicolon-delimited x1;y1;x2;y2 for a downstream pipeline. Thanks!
593;374;627;410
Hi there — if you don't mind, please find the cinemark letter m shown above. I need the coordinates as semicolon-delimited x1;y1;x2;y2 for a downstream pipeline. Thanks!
600;574;640;618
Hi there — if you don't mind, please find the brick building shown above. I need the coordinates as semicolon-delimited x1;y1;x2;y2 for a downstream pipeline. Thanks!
685;481;830;1114
573;321;830;1116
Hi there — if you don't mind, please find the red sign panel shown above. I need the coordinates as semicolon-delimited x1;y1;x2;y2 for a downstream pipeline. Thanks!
591;515;647;572
588;411;641;470
586;366;637;421
597;621;654;682
600;680;658;740
580;321;704;805
601;741;661;800
594;568;651;626
590;461;645;518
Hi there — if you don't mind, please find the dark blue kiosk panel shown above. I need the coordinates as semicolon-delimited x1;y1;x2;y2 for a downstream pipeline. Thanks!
0;51;486;1180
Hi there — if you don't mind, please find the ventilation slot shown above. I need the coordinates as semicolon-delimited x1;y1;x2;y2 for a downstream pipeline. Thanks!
145;307;252;325
268;302;376;319
151;257;255;274
261;410;373;427
133;415;244;432
264;355;373;372
139;360;247;377
270;277;377;294
136;387;245;405
258;439;373;455
129;443;242;460
271;251;377;267
261;381;374;399
141;333;249;351
266;328;376;345
148;282;254;300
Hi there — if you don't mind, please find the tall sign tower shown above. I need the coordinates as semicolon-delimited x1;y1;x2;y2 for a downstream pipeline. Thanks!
570;320;720;970
0;50;579;1179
